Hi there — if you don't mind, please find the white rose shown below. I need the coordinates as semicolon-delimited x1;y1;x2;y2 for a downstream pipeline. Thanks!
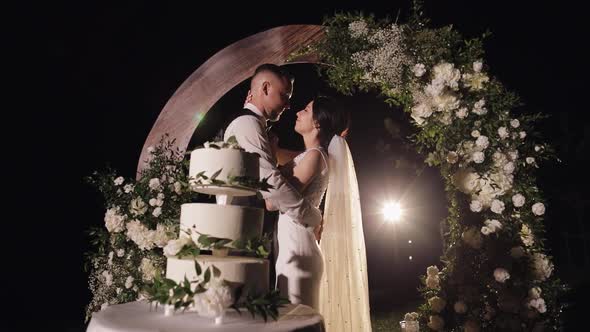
149;198;158;207
149;178;161;191
472;99;487;115
164;237;192;256
152;207;162;218
193;279;234;318
526;157;536;165
433;62;461;89
130;197;148;216
454;301;467;314
491;199;505;214
512;194;526;207
475;136;489;149
503;162;515;174
404;312;419;321
498;127;510;139
427;315;445;331
427;265;440;277
473;151;485;164
456;107;469;119
411;103;433;125
470;200;483;212
532;202;545;216
125;276;134;289
481;226;494;235
446;151;459;164
104;207;126;233
471;130;481;138
114;176;124;186
493;268;510;283
535;145;543;152
510;246;525;258
413;63;426;77
174;181;183;195
510;119;520;128
473;61;483;72
428;296;447;313
519;131;527;139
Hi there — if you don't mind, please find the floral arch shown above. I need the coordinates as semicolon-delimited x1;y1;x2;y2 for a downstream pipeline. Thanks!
87;6;565;332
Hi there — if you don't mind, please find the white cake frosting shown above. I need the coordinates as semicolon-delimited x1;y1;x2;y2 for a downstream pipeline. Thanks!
180;203;263;248
166;255;269;298
189;148;259;184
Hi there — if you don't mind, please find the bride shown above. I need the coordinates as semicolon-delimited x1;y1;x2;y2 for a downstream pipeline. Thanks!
267;96;372;332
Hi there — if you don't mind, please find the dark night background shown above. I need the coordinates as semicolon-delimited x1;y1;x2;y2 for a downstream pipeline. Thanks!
15;0;589;330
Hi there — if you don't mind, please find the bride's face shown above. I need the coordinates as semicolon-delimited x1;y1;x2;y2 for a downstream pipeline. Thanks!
294;101;317;135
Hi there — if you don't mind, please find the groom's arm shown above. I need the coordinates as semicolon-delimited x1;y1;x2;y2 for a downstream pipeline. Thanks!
225;116;322;227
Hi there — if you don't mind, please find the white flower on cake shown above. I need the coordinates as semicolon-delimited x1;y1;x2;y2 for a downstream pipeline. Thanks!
412;63;426;77
427;315;445;331
472;99;487;115
455;107;468;119
510;119;520;128
148;178;161;191
123;184;134;193
470;200;483;212
129;197;148;216
532;202;546;216
475;135;489;149
519;131;527;139
491;200;505;214
193;278;234;319
125;276;134;289
104;207;126;233
521;224;534;247
140;258;157;281
454;301;467;314
498;127;509;140
510;246;525;258
164;236;193;256
462;227;483;249
493;268;510;283
512;194;526;207
428;296;446;312
472;151;485;164
531;253;554;281
114;176;124;186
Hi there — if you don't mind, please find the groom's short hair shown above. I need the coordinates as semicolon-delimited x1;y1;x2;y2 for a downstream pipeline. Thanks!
253;64;294;85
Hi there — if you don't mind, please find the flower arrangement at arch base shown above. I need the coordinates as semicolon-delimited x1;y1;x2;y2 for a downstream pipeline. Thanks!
290;1;567;330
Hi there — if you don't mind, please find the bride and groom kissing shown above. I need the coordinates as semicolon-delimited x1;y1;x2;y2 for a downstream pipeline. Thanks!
223;63;372;331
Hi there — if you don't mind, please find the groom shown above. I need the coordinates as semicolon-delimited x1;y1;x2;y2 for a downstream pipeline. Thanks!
223;64;323;286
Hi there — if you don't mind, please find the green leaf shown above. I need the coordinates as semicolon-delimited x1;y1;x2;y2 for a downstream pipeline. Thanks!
204;268;211;284
210;168;223;180
194;260;202;275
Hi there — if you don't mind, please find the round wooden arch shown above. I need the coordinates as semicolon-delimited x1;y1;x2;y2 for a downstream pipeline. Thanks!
136;25;326;178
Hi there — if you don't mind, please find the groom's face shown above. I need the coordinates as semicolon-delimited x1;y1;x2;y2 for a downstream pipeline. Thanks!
265;77;292;122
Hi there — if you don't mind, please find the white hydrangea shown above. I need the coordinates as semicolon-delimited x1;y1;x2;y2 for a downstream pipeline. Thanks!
532;202;545;216
140;258;157;281
123;184;134;193
412;63;426;77
498;127;510;140
433;62;461;90
521;224;534;247
404;312;420;321
149;178;161;191
455;107;469;119
114;176;124;186
512;194;526;207
126;220;155;251
531;253;554;281
510;246;525;258
473;151;485;164
428;296;446;313
493;268;510;283
433;92;460;113
104;207;126;233
125;276;134;289
491;200;505;214
427;315;445;331
193;279;234;318
129;197;148;216
510;119;520;128
454;301;467;314
472;99;487;115
470;200;483;212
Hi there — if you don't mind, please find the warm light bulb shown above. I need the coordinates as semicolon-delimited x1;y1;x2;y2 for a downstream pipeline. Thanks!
382;202;402;222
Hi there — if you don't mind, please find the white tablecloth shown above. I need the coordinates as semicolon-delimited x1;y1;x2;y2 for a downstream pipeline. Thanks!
87;301;325;332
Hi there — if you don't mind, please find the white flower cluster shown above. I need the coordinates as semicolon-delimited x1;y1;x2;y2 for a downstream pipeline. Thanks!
531;253;554;281
104;207;126;233
428;296;446;312
348;20;369;38
351;24;409;90
192;278;234;319
163;236;193;257
527;287;547;313
425;265;440;289
126;220;174;251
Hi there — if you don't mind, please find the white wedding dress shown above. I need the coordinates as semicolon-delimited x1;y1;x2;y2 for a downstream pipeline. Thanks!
275;147;329;310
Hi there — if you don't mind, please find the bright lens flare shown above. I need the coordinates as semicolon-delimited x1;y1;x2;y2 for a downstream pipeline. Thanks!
382;202;402;222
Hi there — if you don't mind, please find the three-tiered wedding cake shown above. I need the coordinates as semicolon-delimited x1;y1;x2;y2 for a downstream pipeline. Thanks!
165;143;269;297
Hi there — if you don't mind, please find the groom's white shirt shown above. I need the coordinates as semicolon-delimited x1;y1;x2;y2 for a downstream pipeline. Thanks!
224;103;322;227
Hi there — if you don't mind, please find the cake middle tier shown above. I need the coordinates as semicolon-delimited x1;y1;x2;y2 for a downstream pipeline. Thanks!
180;203;264;247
